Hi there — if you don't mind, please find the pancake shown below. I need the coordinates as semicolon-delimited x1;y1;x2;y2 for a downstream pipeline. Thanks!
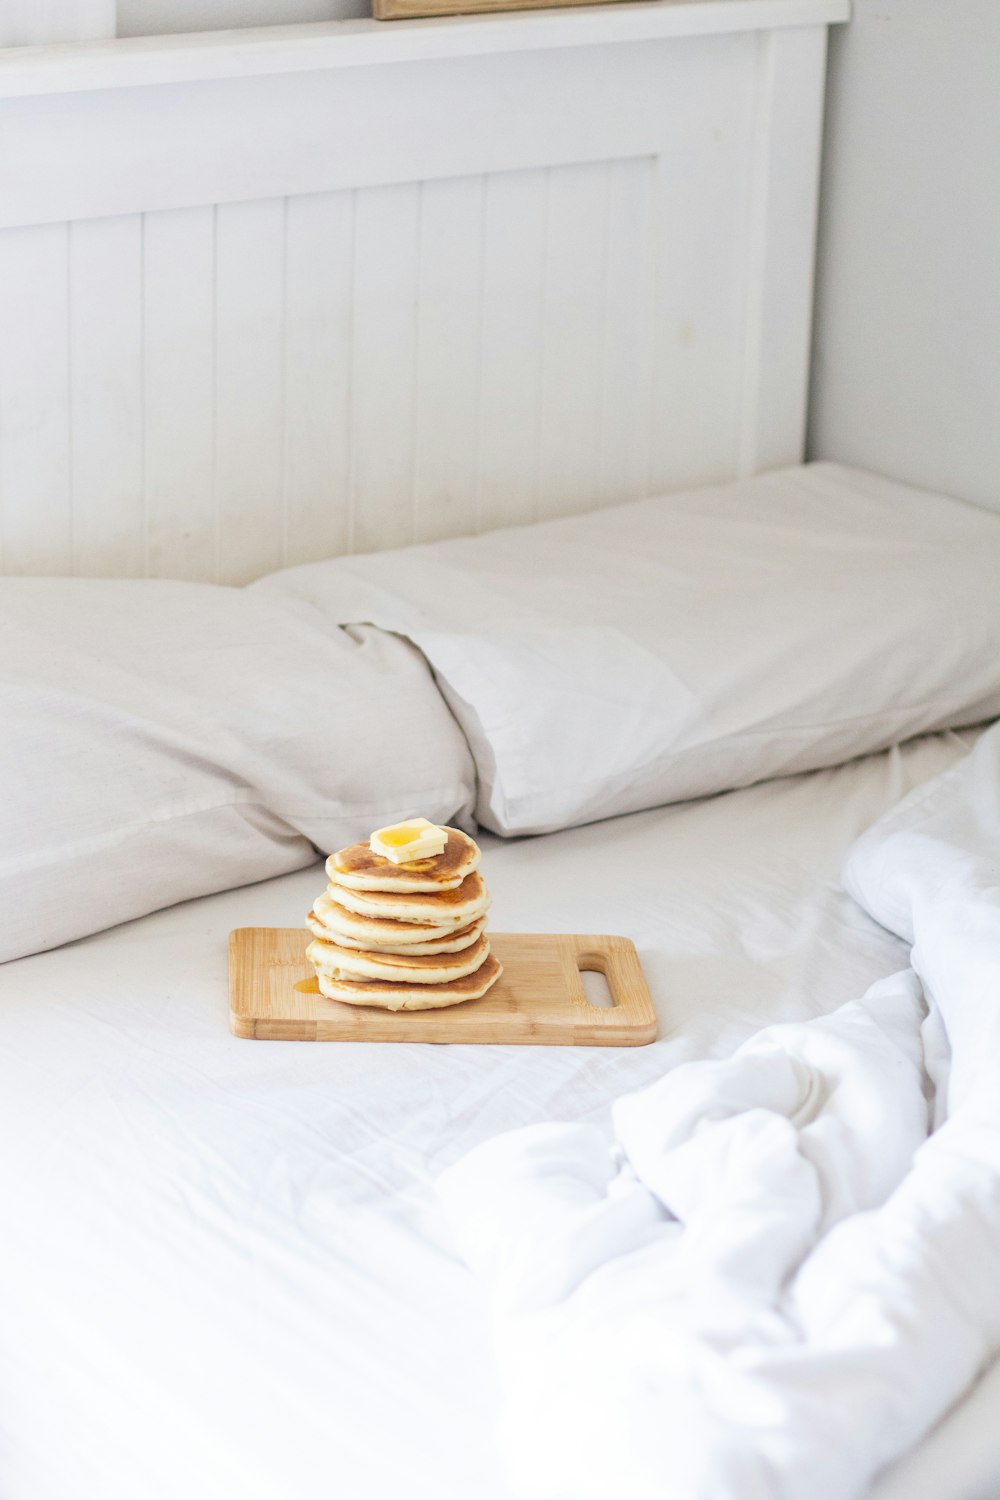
327;870;489;927
328;827;480;894
316;951;502;1011
312;890;472;947
306;933;490;986
307;900;485;955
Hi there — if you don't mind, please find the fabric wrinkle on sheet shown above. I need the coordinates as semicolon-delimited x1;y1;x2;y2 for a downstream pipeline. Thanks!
439;722;1000;1500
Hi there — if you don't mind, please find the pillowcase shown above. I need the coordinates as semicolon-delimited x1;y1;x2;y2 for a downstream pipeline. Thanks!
0;579;474;964
256;462;1000;836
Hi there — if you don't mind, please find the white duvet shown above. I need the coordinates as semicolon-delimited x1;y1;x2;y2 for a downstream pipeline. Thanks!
440;724;1000;1500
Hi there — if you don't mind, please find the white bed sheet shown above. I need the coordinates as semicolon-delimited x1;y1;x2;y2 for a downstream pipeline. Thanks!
0;726;996;1500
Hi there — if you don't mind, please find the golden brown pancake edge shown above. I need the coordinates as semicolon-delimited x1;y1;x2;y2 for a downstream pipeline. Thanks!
328;827;480;893
316;951;502;1011
327;869;488;924
306;932;491;984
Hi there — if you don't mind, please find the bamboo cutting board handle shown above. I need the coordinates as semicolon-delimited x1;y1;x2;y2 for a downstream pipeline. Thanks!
570;935;656;1039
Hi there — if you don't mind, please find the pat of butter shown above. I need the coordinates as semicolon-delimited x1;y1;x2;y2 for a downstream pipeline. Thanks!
370;818;448;865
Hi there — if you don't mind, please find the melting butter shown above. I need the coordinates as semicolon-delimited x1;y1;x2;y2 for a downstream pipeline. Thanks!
370;818;447;865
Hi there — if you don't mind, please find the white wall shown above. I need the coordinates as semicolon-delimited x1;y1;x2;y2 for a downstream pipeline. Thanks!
116;0;367;35
0;0;114;45
0;0;365;43
809;0;1000;512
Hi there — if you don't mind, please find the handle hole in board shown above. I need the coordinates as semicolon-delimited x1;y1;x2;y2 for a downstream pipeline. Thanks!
578;964;615;1010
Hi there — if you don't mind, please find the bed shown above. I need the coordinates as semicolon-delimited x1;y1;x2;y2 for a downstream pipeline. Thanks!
0;724;996;1500
3;455;1000;1500
2;11;998;1490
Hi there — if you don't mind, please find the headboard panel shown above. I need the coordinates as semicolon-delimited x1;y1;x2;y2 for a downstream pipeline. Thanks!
0;2;846;582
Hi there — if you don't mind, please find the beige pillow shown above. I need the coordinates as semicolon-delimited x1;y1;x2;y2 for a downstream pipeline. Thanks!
0;579;474;963
258;463;1000;835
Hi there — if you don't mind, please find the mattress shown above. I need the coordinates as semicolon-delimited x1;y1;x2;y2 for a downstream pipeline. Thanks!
0;724;997;1500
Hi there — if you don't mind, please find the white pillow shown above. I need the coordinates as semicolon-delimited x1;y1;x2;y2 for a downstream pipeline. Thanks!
0;579;474;964
257;463;1000;835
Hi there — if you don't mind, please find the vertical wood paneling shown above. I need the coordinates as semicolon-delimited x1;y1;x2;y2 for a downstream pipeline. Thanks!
143;205;216;580
282;190;354;568
476;167;547;534
536;161;608;520
412;174;484;545
740;26;827;474
0;224;72;574
648;36;756;494
349;182;420;555
69;215;144;576
0;160;739;578
214;198;286;585
0;25;828;580
596;157;656;508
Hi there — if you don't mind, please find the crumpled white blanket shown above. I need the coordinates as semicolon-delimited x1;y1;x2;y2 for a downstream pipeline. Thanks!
438;723;1000;1500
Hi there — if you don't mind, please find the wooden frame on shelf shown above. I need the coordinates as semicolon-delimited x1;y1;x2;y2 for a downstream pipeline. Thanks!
374;0;633;21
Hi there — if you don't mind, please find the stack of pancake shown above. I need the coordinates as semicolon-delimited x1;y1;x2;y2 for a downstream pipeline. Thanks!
305;826;502;1011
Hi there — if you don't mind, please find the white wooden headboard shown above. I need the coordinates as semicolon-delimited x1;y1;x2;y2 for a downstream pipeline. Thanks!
0;0;847;583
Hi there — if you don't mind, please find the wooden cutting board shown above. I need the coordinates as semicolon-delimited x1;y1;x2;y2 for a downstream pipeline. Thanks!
229;928;656;1046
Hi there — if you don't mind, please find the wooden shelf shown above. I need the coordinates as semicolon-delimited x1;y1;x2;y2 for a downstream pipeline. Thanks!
0;0;848;98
